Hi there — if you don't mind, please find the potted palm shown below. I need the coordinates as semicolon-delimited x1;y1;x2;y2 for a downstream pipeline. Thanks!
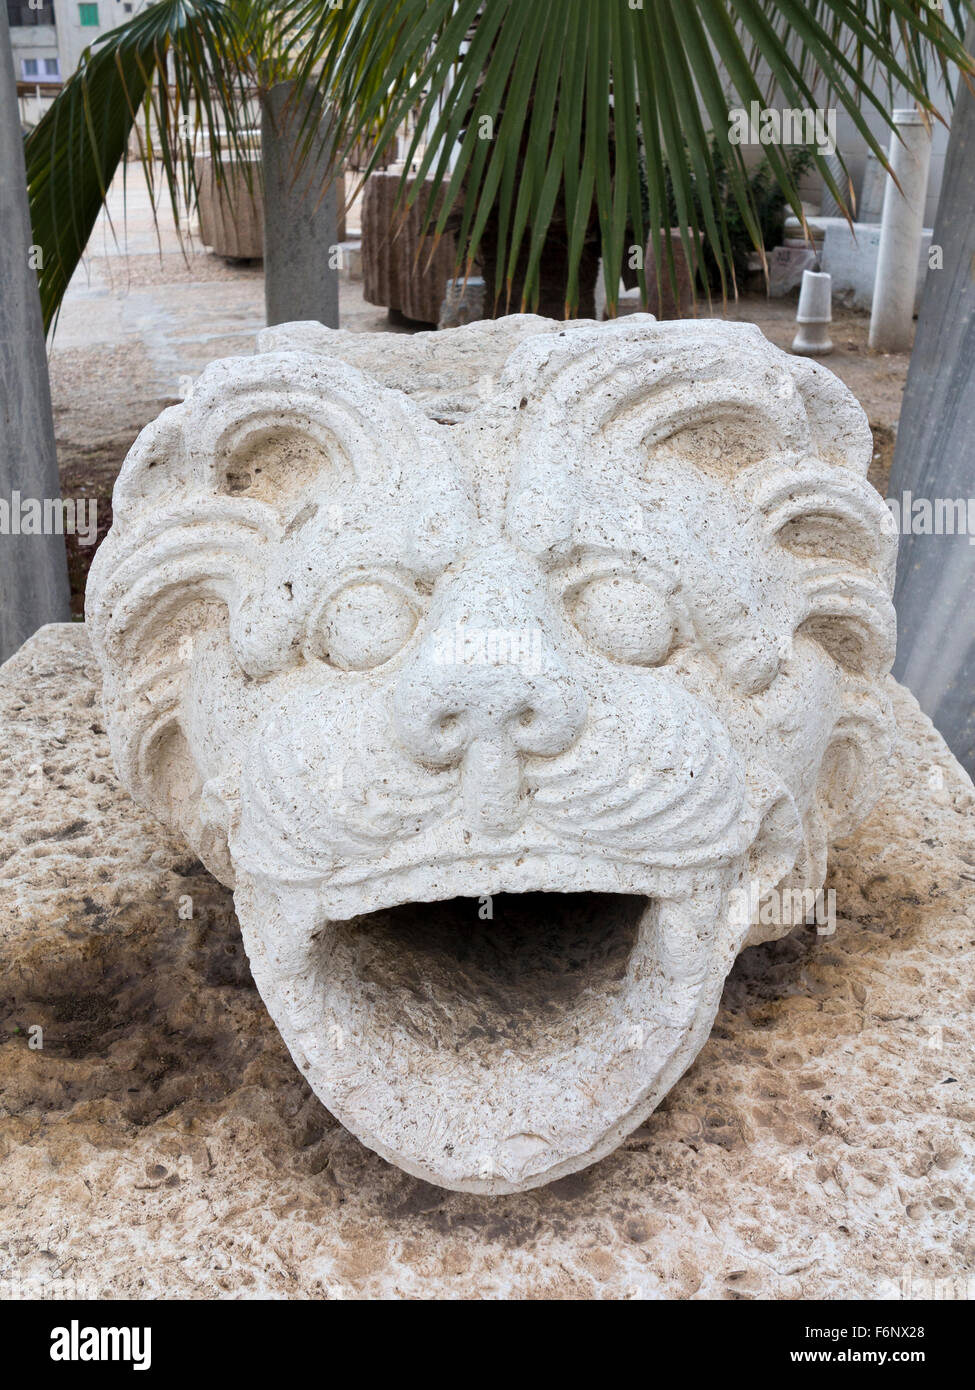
305;0;975;318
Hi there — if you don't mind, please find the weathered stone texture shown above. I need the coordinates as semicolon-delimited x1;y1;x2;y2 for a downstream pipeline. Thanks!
80;316;905;1193
0;618;971;1295
361;172;458;324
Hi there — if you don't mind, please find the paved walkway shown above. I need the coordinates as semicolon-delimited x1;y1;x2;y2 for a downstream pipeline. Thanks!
52;162;385;404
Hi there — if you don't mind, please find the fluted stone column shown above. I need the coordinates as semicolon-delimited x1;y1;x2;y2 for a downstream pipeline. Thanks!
361;172;457;325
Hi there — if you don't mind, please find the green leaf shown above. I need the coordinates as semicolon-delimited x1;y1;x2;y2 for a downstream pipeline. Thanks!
29;0;975;328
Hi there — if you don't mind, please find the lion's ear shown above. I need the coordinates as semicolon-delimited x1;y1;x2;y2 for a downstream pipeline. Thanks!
110;408;189;523
785;356;874;475
499;319;816;487
181;350;445;506
113;351;440;524
183;354;358;506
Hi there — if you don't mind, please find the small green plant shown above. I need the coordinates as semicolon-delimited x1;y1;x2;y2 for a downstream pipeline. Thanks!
659;134;815;291
719;142;816;282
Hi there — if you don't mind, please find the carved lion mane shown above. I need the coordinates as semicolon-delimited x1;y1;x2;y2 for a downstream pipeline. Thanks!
86;315;899;1193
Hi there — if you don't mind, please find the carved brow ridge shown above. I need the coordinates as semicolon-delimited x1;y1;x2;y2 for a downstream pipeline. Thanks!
591;375;810;455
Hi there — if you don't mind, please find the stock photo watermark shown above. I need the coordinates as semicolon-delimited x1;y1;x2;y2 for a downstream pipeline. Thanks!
885;491;975;543
728;884;837;935
0;492;98;546
49;1321;151;1371
876;1269;974;1300
431;623;544;674
728;102;837;156
0;1275;94;1301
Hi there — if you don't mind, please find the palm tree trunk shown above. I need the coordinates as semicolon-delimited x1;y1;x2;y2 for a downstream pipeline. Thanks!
0;9;69;662
261;82;339;329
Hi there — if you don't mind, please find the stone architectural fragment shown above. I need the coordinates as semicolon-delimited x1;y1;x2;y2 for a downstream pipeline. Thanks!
2;624;973;1297
361;172;458;324
195;152;264;261
85;315;900;1193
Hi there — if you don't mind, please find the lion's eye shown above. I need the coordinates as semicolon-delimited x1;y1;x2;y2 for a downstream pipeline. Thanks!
310;580;418;671
568;573;675;666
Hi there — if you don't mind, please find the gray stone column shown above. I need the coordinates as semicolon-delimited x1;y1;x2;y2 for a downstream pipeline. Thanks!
0;9;70;662
868;109;933;352
261;83;339;328
888;25;975;775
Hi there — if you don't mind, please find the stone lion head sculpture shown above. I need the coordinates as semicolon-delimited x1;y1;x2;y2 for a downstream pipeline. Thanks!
86;315;897;1193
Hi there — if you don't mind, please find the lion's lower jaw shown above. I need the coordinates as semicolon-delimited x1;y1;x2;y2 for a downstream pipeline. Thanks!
231;867;753;1194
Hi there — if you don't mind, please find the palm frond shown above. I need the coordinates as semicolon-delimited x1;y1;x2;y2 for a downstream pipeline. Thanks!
295;0;975;316
29;0;975;327
25;0;257;331
23;0;340;333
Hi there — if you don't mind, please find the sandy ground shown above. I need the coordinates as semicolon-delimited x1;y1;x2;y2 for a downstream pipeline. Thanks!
47;165;912;611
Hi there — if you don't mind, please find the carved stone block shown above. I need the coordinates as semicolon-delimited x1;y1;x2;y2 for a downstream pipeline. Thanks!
86;315;899;1193
361;172;457;325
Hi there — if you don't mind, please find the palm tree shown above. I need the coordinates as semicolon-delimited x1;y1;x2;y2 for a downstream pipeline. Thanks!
21;0;975;332
24;0;345;331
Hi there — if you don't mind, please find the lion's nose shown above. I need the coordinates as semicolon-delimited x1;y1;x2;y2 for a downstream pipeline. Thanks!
399;663;586;833
393;551;587;832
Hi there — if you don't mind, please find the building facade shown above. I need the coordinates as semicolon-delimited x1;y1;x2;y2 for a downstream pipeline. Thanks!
7;0;147;87
7;2;59;85
52;0;145;83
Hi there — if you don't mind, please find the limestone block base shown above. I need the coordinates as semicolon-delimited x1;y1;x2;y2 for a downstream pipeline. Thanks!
1;623;971;1299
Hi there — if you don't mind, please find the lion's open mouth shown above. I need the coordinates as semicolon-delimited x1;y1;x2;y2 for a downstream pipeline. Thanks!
233;869;741;1193
324;891;645;1064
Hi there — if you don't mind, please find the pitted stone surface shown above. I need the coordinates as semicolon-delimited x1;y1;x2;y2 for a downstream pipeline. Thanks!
0;625;972;1297
82;315;903;1192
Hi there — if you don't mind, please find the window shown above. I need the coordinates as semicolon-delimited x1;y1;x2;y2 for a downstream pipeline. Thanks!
7;2;55;27
43;57;59;76
78;2;98;24
21;57;38;76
